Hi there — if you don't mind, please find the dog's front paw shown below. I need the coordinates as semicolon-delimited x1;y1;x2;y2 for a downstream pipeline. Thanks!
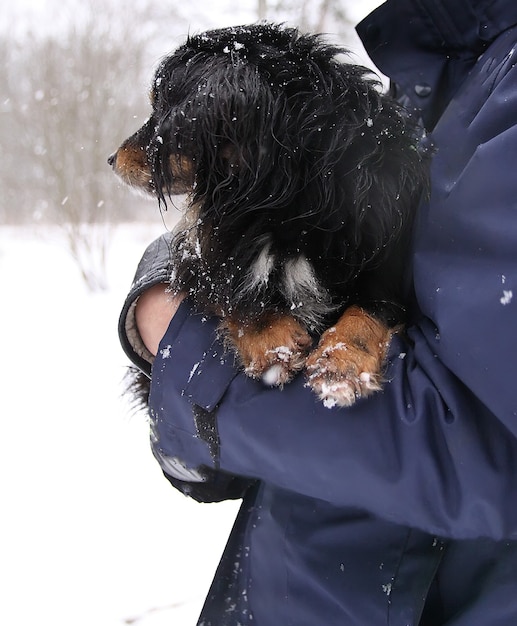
305;306;393;408
306;338;383;408
222;314;312;386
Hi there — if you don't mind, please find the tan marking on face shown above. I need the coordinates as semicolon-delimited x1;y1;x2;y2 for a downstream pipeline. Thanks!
112;144;153;192
112;140;195;197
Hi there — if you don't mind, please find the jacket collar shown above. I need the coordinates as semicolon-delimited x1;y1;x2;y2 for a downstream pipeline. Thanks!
357;0;517;128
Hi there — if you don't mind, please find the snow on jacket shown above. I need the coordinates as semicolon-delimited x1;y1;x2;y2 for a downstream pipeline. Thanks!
120;1;517;623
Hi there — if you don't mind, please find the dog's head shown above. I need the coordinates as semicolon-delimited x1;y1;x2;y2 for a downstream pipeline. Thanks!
110;22;427;258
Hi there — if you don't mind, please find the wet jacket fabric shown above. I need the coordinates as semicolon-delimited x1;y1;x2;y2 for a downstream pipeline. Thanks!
119;1;517;623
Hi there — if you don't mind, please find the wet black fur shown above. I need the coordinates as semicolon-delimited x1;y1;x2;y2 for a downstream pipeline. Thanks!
134;23;428;330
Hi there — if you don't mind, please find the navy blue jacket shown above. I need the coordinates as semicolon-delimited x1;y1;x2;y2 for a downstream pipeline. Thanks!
121;1;517;623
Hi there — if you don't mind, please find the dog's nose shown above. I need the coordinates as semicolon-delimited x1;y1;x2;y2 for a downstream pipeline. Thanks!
107;152;116;167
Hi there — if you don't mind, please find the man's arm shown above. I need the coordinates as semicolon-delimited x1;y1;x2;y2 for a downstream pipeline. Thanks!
149;303;517;540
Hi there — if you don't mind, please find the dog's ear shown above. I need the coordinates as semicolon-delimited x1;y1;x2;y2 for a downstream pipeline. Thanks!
219;142;241;169
162;62;283;209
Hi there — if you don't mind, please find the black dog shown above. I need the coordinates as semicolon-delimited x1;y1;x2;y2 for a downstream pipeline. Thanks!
110;23;428;408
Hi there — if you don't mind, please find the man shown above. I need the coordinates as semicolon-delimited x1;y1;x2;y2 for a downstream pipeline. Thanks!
119;1;517;623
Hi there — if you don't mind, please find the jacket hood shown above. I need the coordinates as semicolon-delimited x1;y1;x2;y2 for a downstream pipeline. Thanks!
357;0;517;128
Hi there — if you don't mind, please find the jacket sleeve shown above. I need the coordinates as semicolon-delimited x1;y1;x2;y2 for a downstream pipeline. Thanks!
148;35;517;539
150;303;517;541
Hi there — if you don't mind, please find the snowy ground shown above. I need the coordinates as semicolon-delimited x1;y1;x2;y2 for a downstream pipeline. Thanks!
0;223;239;626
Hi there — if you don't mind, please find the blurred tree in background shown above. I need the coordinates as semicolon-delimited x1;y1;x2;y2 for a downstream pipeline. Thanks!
0;0;354;290
0;1;158;289
258;0;352;35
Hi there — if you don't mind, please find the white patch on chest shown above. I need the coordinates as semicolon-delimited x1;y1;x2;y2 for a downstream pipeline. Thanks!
242;238;275;293
281;254;335;329
282;254;319;300
251;240;275;287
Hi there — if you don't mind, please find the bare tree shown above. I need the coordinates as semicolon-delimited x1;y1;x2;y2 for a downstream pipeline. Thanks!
258;0;268;20
0;1;167;290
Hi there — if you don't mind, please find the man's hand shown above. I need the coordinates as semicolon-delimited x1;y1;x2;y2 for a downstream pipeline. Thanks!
135;284;185;356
